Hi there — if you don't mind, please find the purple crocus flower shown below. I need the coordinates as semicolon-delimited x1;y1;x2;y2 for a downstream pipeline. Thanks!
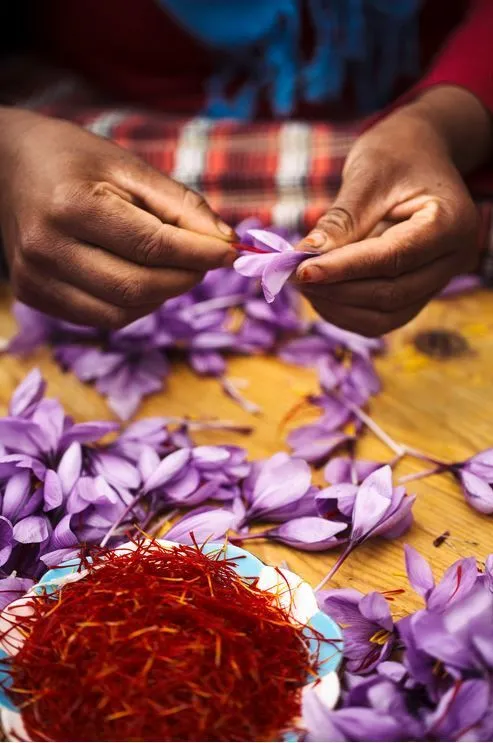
397;547;493;699
0;576;35;611
244;516;346;551
7;303;56;355
313;320;385;358
234;229;311;303
242;452;315;522
287;425;353;466
411;599;493;677
0;390;119;470
324;457;382;486
316;482;358;521
439;274;482;298
1;470;41;523
41;514;80;567
302;688;404;742
8;368;46;418
280;318;384;368
342;667;424;739
485;554;493;592
196;446;250;502
140;445;249;507
318;467;415;585
411;448;493;516
93;348;169;421
455;454;493;514
318;589;395;673
113;418;171;462
339;353;381;407
424;679;491;741
279;336;338;368
12;515;50;546
0;518;14;567
162;501;246;545
404;545;478;612
404;446;493;516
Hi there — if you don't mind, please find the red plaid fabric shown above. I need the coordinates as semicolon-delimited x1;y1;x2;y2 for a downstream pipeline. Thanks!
4;58;493;282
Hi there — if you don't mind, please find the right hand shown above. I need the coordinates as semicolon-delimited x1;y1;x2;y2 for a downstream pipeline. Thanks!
0;108;236;328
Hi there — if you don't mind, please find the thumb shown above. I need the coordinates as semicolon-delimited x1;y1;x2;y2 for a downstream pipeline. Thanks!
121;160;236;242
298;161;389;253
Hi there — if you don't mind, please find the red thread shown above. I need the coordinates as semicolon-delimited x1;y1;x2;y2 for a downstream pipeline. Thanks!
232;243;270;254
447;564;463;603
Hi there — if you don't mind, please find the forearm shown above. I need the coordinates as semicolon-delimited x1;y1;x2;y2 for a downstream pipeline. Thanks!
405;86;493;175
0;106;43;145
0;106;45;275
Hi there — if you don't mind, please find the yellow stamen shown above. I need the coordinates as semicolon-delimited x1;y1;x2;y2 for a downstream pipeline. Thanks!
370;629;392;646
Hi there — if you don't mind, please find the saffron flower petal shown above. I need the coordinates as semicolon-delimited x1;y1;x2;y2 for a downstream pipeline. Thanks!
458;470;493;514
318;588;395;674
261;251;308;303
404;544;435;600
12;515;50;544
259;517;347;551
163;504;244;544
244;453;312;522
426;556;478;612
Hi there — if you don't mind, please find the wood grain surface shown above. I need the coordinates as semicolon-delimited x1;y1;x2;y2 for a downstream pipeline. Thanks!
0;285;492;615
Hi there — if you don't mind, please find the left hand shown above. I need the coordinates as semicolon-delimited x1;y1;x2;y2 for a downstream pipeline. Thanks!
296;94;488;337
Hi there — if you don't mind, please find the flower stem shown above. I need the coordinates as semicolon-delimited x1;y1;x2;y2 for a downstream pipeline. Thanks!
398;465;447;485
315;545;352;592
337;395;405;457
100;492;144;548
222;377;262;415
401;445;450;467
161;415;253;434
388;453;405;469
331;391;449;466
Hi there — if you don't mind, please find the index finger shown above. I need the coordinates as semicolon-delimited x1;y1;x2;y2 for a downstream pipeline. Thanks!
65;187;236;271
297;200;453;284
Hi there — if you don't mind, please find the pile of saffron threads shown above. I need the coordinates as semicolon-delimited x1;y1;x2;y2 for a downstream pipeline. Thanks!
4;540;315;742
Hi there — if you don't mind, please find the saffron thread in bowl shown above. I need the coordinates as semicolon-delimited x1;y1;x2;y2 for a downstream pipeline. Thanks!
3;540;317;742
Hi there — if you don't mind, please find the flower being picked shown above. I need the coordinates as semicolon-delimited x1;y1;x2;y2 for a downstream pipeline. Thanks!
234;229;312;303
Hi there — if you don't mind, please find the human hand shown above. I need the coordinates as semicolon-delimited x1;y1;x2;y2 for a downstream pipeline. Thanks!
0;109;235;328
296;89;491;337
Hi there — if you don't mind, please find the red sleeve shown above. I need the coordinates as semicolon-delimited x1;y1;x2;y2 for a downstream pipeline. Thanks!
365;0;493;126
413;0;493;115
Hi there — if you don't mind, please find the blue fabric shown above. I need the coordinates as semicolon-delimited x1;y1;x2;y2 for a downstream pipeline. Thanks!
156;0;420;119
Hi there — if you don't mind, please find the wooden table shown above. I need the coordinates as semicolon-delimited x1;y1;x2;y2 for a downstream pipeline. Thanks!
1;286;492;616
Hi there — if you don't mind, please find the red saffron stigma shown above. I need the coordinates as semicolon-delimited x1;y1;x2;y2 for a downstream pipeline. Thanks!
232;242;270;254
4;540;317;742
447;564;463;604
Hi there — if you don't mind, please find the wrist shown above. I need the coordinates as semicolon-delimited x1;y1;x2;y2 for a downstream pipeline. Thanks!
401;86;492;174
0;107;46;212
0;106;46;154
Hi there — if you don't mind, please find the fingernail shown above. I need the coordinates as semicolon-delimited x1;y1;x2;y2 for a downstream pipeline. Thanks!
302;231;326;250
216;219;235;239
298;264;326;283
